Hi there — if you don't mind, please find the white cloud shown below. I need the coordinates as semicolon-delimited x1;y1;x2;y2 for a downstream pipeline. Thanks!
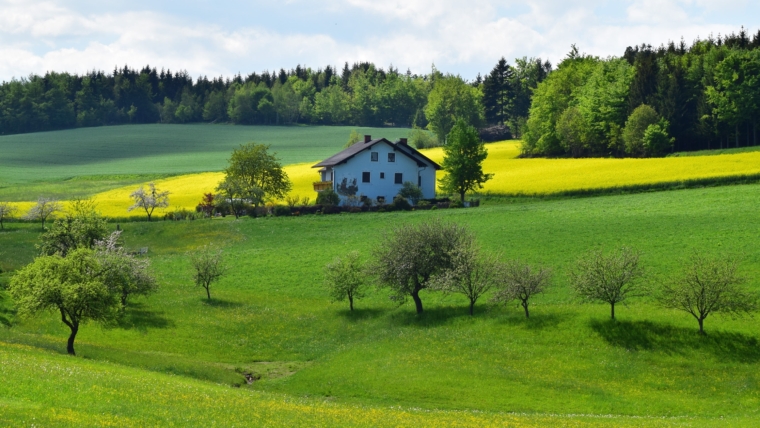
0;0;757;82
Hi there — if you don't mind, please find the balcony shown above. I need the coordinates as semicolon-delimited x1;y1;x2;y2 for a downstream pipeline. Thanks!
313;181;333;192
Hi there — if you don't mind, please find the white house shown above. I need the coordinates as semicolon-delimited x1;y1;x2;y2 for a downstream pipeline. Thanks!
312;135;441;204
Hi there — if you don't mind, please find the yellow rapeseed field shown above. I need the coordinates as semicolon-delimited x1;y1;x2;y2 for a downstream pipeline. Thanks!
7;142;760;218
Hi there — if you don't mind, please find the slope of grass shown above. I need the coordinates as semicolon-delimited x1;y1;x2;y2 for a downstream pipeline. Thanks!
7;343;731;427
2;183;759;424
0;124;411;201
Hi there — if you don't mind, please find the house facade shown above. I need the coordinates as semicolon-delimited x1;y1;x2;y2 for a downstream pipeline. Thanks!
312;135;441;204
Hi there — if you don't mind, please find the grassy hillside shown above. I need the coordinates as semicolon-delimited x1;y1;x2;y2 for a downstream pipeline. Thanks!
0;124;411;201
2;183;759;425
4;344;725;427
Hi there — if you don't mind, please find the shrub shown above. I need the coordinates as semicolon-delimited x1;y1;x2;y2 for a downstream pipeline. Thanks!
450;200;464;208
323;205;342;215
316;189;340;206
273;205;291;217
409;127;440;149
391;196;412;211
398;182;423;205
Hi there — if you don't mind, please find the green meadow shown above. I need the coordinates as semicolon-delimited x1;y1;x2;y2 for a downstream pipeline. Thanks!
0;124;410;201
2;182;759;426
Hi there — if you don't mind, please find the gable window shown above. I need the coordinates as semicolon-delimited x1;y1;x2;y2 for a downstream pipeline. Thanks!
371;152;378;162
388;153;395;162
380;172;385;179
394;173;403;184
362;172;371;183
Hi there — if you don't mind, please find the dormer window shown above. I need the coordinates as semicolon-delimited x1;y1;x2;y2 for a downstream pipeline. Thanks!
388;153;395;162
371;152;378;162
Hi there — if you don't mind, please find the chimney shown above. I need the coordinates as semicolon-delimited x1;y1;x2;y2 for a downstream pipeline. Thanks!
364;135;372;143
399;138;408;146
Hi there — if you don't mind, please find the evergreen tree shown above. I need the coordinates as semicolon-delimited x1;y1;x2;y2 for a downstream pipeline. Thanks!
482;58;514;125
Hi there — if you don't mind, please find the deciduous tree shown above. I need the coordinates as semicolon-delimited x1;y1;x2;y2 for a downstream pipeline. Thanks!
223;143;291;207
38;199;109;256
0;202;17;230
570;247;645;319
24;197;62;229
439;119;493;202
128;183;170;221
492;260;551;318
96;231;157;308
9;249;118;355
324;251;367;311
660;253;757;334
430;244;499;315
373;219;472;314
189;245;226;301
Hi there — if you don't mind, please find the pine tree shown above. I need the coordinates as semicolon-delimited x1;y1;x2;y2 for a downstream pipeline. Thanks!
482;58;514;126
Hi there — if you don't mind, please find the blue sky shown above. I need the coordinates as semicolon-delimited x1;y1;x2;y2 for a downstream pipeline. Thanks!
1;0;758;82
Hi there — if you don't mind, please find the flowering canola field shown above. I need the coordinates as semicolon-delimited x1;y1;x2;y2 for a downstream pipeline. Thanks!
9;142;760;218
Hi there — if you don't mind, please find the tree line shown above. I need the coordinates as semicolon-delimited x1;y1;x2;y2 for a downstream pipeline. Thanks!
523;29;760;157
1;27;758;156
0;59;549;144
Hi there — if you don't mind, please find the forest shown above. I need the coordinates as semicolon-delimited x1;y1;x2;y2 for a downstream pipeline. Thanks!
0;28;759;156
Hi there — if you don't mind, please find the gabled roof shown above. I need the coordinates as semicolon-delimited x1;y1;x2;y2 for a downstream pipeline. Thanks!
312;138;442;170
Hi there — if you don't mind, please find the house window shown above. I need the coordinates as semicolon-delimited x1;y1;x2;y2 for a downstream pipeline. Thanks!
377;196;386;203
388;153;395;162
371;152;378;162
362;172;371;183
394;173;403;184
380;172;385;179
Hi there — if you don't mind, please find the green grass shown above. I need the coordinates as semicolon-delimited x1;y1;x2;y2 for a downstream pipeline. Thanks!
2;184;760;425
0;124;411;201
671;144;760;157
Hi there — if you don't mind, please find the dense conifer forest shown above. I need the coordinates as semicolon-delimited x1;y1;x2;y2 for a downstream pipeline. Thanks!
1;28;758;156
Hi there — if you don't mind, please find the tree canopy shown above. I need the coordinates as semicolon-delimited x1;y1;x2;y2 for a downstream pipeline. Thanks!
222;143;292;207
439;119;492;202
9;249;119;355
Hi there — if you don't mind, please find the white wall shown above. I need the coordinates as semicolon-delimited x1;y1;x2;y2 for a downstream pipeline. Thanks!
331;141;436;203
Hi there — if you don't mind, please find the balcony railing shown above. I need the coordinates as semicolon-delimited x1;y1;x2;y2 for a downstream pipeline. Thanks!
313;181;333;192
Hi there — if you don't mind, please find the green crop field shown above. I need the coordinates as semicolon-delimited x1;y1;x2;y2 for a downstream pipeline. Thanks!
0;124;411;201
2;183;760;426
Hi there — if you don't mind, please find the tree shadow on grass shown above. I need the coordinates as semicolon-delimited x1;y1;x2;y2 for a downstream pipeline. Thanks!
388;305;474;328
335;307;386;322
115;303;174;332
498;312;566;331
590;319;760;363
202;298;244;308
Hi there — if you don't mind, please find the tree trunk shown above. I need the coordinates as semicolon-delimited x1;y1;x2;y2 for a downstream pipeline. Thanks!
411;290;424;314
522;300;530;318
206;286;211;301
610;301;615;320
698;317;705;335
736;123;739;148
349;295;354;311
67;324;79;356
469;299;475;316
460;191;465;203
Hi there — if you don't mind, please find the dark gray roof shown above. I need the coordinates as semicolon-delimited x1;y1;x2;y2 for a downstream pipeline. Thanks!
312;138;441;170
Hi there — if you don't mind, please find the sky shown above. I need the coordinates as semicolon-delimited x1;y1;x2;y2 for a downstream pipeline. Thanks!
1;0;759;82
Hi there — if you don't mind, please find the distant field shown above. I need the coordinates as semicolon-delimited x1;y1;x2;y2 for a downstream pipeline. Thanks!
0;124;411;201
47;141;760;218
